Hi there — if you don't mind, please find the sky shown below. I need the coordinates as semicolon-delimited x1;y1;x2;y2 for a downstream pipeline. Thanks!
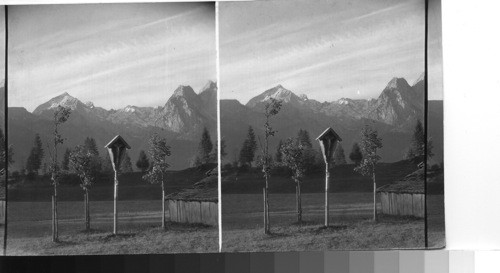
8;3;216;112
0;8;4;80
428;0;443;100
219;0;441;103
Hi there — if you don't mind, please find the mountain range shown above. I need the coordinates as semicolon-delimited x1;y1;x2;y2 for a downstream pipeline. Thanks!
221;74;443;164
6;75;443;171
8;81;217;171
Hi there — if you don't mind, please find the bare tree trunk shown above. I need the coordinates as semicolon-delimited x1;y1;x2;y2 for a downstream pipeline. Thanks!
162;181;165;230
84;190;90;232
52;194;56;242
53;183;58;242
297;182;302;223
324;163;330;227
263;187;267;232
83;191;86;231
113;170;118;235
372;165;377;222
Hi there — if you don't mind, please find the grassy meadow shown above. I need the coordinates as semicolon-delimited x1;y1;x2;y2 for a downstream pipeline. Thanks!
222;193;444;251
6;168;219;255
221;161;445;251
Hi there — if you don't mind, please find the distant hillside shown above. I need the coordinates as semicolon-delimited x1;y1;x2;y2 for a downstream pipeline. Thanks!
8;81;217;171
221;74;443;164
222;160;421;194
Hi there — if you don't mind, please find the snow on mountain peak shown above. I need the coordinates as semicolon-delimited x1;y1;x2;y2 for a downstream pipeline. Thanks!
261;85;294;102
338;98;350;105
48;92;79;110
124;106;136;113
413;72;425;85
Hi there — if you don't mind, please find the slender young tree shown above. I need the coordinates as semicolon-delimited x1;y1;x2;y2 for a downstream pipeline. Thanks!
136;150;150;173
143;133;171;229
61;148;71;171
69;145;100;231
198;127;213;164
47;105;71;242
259;98;282;234
281;137;307;223
354;126;383;222
349;142;363;165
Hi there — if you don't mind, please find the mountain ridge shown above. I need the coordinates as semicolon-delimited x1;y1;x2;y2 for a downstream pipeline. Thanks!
221;74;443;165
8;81;217;171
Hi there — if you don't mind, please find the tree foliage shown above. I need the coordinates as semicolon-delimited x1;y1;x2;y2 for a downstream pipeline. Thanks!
0;128;14;175
333;144;347;165
280;138;307;184
26;134;44;174
61;148;71;171
280;137;307;222
354;126;383;176
49;106;71;185
198;127;213;165
259;98;282;177
120;151;133;173
84;137;99;157
275;139;284;163
405;120;434;162
69;145;100;191
136;150;150;172
297;129;313;148
143;133;171;185
349;142;363;165
260;98;282;234
239;126;257;166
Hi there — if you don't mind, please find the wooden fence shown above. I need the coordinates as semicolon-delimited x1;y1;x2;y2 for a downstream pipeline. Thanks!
168;200;218;226
378;192;424;218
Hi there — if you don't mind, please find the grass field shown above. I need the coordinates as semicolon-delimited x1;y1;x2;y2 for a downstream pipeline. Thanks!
222;193;444;251
6;200;218;255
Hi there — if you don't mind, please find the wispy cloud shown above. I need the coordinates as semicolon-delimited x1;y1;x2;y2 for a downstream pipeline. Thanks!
220;0;427;103
9;3;216;111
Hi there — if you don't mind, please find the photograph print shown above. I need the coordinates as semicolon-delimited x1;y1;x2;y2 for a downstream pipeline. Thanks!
220;0;444;251
6;3;218;255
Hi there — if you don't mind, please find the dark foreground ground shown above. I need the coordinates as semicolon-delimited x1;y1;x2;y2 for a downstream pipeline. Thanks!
6;167;219;255
6;200;218;255
222;193;444;251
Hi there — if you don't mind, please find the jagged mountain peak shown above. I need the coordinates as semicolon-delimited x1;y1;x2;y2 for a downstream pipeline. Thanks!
172;85;197;98
262;85;296;102
385;77;410;90
33;92;84;115
200;80;217;94
246;84;300;108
